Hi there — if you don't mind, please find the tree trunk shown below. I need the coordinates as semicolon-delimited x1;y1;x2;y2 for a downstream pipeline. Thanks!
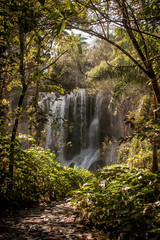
151;144;158;172
150;94;159;172
9;84;28;189
8;21;27;190
150;77;160;106
118;0;160;171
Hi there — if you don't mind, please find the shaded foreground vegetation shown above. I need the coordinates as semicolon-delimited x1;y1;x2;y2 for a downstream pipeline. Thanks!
0;147;91;210
0;148;160;239
72;165;160;239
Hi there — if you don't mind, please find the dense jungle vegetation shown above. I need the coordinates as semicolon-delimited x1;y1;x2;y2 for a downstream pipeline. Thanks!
0;0;160;239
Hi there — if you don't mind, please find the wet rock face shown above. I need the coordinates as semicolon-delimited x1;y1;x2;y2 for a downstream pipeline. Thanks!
40;89;125;170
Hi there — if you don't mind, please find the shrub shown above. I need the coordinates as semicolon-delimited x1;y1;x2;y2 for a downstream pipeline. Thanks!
0;146;92;209
117;137;153;169
72;165;160;239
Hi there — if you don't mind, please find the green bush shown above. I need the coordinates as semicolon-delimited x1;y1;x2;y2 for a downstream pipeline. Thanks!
117;137;153;168
72;165;160;239
0;147;92;208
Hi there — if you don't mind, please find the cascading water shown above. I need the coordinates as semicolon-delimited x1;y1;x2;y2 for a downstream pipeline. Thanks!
39;89;102;169
80;93;103;169
39;89;125;170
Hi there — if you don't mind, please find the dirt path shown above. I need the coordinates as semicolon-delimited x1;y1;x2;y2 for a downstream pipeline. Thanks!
0;200;106;240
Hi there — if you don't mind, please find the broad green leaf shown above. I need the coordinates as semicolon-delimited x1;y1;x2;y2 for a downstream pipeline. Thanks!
60;21;66;32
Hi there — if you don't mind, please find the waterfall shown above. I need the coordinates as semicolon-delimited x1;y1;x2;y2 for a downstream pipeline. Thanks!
39;89;125;170
39;89;102;169
74;92;103;169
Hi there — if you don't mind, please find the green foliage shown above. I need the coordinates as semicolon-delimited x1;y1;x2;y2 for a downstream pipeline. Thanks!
84;58;146;97
72;165;160;239
50;33;88;91
125;94;160;145
0;146;91;209
0;100;11;180
117;137;153;169
85;61;116;85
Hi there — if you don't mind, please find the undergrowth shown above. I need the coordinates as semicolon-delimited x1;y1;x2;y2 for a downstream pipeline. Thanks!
0;147;92;210
1;146;160;240
72;165;160;240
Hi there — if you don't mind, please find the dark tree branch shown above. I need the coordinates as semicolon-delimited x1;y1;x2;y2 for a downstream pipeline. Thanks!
27;50;68;84
68;25;150;75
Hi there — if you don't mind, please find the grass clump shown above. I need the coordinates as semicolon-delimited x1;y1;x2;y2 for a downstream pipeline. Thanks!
72;165;160;239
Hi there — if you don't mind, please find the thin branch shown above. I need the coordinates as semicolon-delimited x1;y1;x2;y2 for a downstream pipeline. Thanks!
69;25;150;75
112;21;160;39
43;77;59;83
125;1;152;59
27;50;68;84
74;0;160;39
106;54;160;68
118;0;148;67
40;50;68;73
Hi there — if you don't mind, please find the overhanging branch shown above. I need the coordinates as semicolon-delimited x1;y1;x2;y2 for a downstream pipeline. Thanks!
68;25;151;76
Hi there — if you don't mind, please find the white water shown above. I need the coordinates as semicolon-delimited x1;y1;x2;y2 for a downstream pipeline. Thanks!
39;89;125;169
39;89;102;169
72;92;104;169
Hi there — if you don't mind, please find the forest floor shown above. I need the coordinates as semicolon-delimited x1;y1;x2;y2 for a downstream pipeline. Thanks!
0;199;106;240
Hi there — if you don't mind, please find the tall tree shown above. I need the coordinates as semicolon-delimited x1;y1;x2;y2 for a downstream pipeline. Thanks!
1;0;42;189
66;0;160;171
0;0;72;190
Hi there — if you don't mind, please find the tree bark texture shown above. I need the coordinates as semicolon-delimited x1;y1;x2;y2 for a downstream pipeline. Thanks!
9;84;28;186
8;22;27;190
151;144;158;172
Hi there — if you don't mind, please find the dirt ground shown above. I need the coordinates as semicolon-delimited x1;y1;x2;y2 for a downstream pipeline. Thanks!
0;199;107;240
